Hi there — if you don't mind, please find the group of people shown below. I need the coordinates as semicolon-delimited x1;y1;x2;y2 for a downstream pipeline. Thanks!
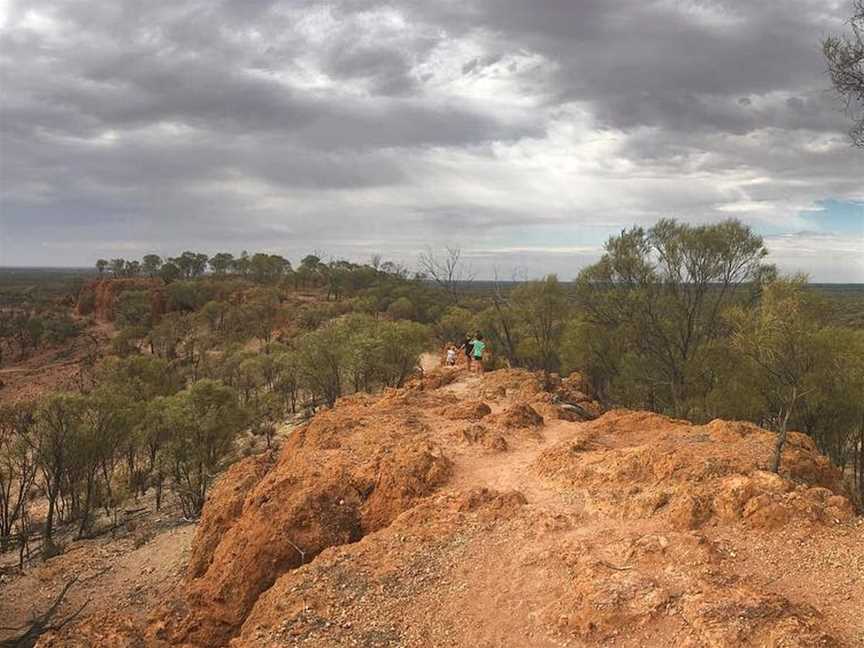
444;333;488;373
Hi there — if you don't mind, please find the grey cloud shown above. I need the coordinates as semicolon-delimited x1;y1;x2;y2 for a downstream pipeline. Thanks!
0;0;862;279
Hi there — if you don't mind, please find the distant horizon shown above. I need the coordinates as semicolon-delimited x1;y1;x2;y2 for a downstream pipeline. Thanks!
1;265;862;287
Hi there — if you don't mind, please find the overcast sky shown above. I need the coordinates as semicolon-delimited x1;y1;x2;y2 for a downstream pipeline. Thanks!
1;0;862;280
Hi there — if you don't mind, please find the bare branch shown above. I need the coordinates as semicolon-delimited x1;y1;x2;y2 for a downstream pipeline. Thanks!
417;246;475;300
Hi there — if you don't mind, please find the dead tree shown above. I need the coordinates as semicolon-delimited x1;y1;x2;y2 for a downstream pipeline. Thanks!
418;247;475;301
824;0;864;146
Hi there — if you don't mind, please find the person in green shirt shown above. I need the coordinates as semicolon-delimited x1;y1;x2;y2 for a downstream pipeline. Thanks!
471;334;487;374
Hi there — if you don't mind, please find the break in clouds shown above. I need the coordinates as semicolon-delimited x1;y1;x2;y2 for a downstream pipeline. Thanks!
0;0;862;280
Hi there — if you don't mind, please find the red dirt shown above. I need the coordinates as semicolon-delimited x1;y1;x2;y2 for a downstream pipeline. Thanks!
77;278;165;322
0;320;113;403
22;367;864;647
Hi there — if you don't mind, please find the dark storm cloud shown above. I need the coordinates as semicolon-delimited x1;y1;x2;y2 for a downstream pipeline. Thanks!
0;0;861;279
407;0;853;132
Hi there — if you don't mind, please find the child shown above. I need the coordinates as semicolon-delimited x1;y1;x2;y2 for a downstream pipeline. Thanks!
471;334;487;374
446;344;457;366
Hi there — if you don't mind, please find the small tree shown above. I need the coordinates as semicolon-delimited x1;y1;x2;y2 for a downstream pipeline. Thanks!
273;351;301;414
0;402;37;550
76;389;134;534
95;259;109;276
511;275;570;381
159;261;182;284
376;320;431;387
115;290;153;328
730;277;822;473
124;260;141;277
149;312;192;359
109;258;127;277
141;254;163;278
171;251;210;279
244;290;280;348
297;321;349;407
159;380;247;517
435;306;475;345
33;393;87;551
232;250;251;277
386;296;416;321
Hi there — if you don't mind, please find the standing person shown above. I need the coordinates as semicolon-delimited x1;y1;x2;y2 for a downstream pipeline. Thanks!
460;334;474;370
471;334;487;374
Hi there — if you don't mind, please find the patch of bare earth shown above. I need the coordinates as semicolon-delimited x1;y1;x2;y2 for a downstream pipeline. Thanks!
19;367;864;647
0;517;194;647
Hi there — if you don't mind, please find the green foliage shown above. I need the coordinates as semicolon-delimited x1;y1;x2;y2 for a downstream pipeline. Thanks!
575;218;769;416
156;380;247;517
34;392;88;544
111;325;149;357
96;355;181;401
209;252;234;275
296;320;349;407
297;302;340;330
149;312;193;359
728;277;864;471
249;253;291;283
142;254;163;278
243;288;280;345
170;251;209;279
510;275;569;376
435;306;475;344
294;314;431;407
116;290;153;328
0;401;37;545
375;319;431;387
159;261;182;284
166;281;216;312
199;300;230;334
386;296;416;321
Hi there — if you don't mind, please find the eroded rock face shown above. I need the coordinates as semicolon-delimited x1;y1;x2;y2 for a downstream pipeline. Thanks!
156;389;454;647
77;278;165;322
188;453;276;580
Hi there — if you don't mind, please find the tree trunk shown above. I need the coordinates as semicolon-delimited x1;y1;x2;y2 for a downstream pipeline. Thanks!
44;490;56;546
771;390;797;474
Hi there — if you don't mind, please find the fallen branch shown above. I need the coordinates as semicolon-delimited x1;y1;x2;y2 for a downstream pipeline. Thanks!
0;576;90;648
597;560;633;572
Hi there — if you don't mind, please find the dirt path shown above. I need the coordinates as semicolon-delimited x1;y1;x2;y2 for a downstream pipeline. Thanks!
450;418;588;514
